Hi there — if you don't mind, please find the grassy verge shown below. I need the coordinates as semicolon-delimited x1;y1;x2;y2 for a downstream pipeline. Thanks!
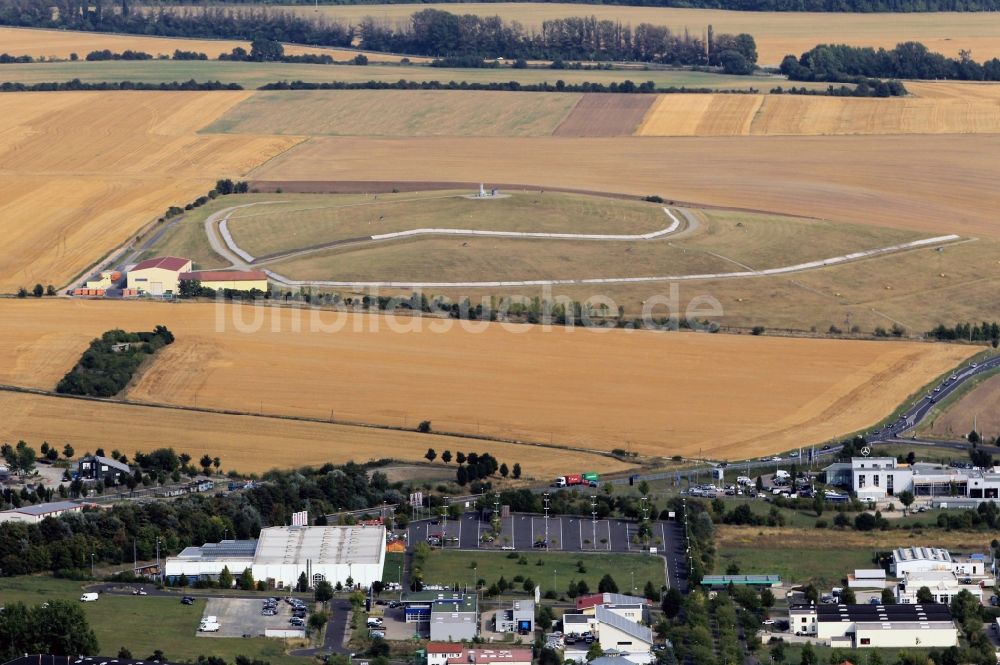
0;576;310;665
417;549;664;597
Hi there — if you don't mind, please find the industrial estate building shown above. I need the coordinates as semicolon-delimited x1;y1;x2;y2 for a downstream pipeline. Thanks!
825;457;1000;504
495;599;535;634
890;547;991;577
165;525;386;589
788;603;959;649
426;644;533;665
563;598;655;663
0;500;85;524
402;591;479;641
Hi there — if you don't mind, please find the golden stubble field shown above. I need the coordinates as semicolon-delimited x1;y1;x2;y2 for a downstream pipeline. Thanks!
0;300;977;463
253;2;1000;65
636;86;1000;136
250;134;1000;240
0;91;301;292
0;26;400;61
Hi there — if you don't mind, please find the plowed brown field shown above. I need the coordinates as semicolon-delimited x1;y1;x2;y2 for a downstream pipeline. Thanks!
0;300;977;461
249;134;1000;239
553;94;656;137
636;87;1000;136
0;91;300;292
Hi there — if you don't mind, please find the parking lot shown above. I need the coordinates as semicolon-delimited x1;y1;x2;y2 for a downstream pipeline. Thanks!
410;513;677;554
197;597;308;638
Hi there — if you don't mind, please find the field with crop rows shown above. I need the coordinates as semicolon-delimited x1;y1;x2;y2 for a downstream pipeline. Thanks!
0;300;977;463
636;89;1000;136
203;89;581;137
0;90;299;292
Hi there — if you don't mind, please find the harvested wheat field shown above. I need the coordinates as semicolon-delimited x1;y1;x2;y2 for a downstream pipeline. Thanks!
0;91;299;292
204;89;581;137
919;372;1000;441
553;94;657;137
254;2;1000;65
0;392;625;477
0;299;977;460
0;26;390;60
636;89;1000;136
250;135;1000;239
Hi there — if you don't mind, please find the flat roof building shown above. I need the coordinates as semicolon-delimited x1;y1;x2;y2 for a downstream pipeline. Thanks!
789;603;958;649
0;500;84;524
165;525;385;589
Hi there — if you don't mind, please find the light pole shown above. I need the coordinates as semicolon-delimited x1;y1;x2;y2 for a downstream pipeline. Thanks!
90;552;95;578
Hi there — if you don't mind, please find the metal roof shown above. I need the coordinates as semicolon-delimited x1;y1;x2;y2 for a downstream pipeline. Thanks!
83;455;130;474
131;256;190;272
804;603;953;622
255;525;384;565
595;606;652;644
700;575;780;585
2;501;82;516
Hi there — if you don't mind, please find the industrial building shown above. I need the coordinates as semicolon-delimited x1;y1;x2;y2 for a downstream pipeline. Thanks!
0;500;84;524
126;256;192;296
179;270;268;292
576;593;654;611
426;644;532;665
895;571;983;604
891;547;991;577
76;454;131;484
847;569;887;589
563;603;654;663
788;603;958;648
402;591;479;641
699;575;781;589
494;599;534;634
824;457;1000;504
164;525;386;589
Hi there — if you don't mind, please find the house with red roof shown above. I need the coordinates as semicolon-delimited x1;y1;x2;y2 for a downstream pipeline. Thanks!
126;256;192;296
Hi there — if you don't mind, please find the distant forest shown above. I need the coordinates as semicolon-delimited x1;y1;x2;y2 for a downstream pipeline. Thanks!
782;42;1000;81
46;0;1000;13
0;0;757;66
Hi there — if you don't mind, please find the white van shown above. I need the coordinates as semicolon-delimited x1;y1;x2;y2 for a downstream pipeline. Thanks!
80;593;99;602
203;615;218;624
366;617;384;627
199;621;221;633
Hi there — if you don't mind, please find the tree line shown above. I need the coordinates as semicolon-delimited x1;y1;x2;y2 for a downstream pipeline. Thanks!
56;327;175;397
113;0;1000;13
359;10;757;67
0;456;406;577
0;0;353;47
782;41;1000;82
0;79;242;92
928;320;1000;345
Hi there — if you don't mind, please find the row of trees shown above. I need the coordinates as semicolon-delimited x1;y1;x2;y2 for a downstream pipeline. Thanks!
0;79;242;92
0;1;353;47
782;41;1000;82
0;458;406;577
928;320;1000;344
359;10;757;66
56;326;174;397
152;0;1000;12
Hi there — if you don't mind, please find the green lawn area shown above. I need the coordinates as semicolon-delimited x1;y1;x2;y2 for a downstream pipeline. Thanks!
417;550;665;597
0;576;311;665
716;545;873;590
0;59;806;90
384;551;404;584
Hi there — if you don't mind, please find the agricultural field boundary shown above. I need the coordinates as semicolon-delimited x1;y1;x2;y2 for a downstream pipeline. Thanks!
262;233;963;289
0;381;631;462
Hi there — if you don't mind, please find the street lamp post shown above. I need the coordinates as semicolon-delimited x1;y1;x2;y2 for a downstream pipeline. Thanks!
90;553;95;578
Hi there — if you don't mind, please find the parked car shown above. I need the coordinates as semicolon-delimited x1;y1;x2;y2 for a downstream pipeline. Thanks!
131;588;148;596
181;596;195;605
290;617;306;627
